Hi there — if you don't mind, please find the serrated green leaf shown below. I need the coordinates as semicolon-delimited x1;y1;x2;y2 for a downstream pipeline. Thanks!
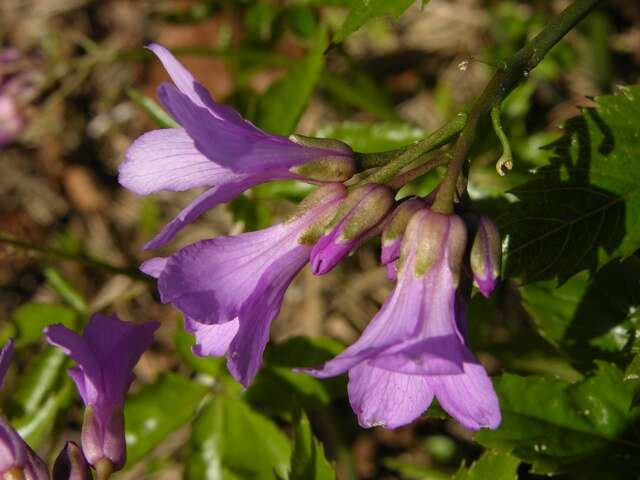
332;0;420;44
12;303;76;348
185;394;291;480
453;450;519;480
476;362;640;477
499;84;640;283
316;121;423;153
124;373;208;466
290;413;335;480
255;27;327;135
520;259;640;370
127;88;179;129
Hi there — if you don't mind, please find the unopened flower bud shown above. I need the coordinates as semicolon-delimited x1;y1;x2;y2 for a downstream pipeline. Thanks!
380;198;425;280
288;134;355;182
311;184;395;275
400;210;467;284
81;405;125;471
470;216;501;297
53;442;91;480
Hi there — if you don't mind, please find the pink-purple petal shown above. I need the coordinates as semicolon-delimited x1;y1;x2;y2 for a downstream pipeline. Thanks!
119;128;236;195
348;364;434;429
427;350;501;431
185;317;239;357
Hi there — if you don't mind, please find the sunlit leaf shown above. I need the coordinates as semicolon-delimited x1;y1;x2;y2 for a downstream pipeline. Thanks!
499;85;640;283
520;258;640;370
316;121;423;153
12;303;76;348
125;373;208;465
453;450;519;480
332;0;422;44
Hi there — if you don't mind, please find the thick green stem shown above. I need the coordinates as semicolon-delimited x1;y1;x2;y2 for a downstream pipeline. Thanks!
431;0;601;213
362;112;467;184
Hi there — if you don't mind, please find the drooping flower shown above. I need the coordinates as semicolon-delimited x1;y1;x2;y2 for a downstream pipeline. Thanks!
468;215;501;297
0;339;49;480
310;184;394;275
305;209;501;430
0;49;36;148
45;314;159;471
141;183;347;387
53;442;91;480
380;197;425;281
119;43;355;250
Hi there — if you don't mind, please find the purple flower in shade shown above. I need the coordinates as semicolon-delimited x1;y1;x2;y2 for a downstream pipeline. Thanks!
45;314;159;471
310;184;394;275
380;197;425;281
141;183;347;387
0;340;49;480
0;338;14;389
304;209;501;430
469;215;501;297
118;43;355;251
0;49;36;148
53;442;91;480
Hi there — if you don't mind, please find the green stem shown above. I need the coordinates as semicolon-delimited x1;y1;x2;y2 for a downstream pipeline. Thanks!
362;112;467;184
0;232;150;282
431;0;601;214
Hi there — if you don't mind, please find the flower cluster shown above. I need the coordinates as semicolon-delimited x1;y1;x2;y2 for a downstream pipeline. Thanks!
0;314;158;479
122;44;502;431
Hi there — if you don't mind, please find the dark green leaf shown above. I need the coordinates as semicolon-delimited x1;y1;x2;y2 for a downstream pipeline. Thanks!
476;362;640;476
332;0;420;44
124;373;208;465
12;303;76;348
319;71;398;121
127;88;179;129
246;336;345;420
316;121;423;153
498;85;640;283
290;413;335;480
185;394;291;480
520;258;640;370
255;27;327;135
453;450;519;480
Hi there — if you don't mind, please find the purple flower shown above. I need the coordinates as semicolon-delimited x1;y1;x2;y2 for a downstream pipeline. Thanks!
141;183;347;387
45;314;159;471
469;215;501;297
305;209;501;430
53;442;91;480
0;340;49;480
310;184;394;275
0;49;36;148
0;338;14;389
119;43;354;250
